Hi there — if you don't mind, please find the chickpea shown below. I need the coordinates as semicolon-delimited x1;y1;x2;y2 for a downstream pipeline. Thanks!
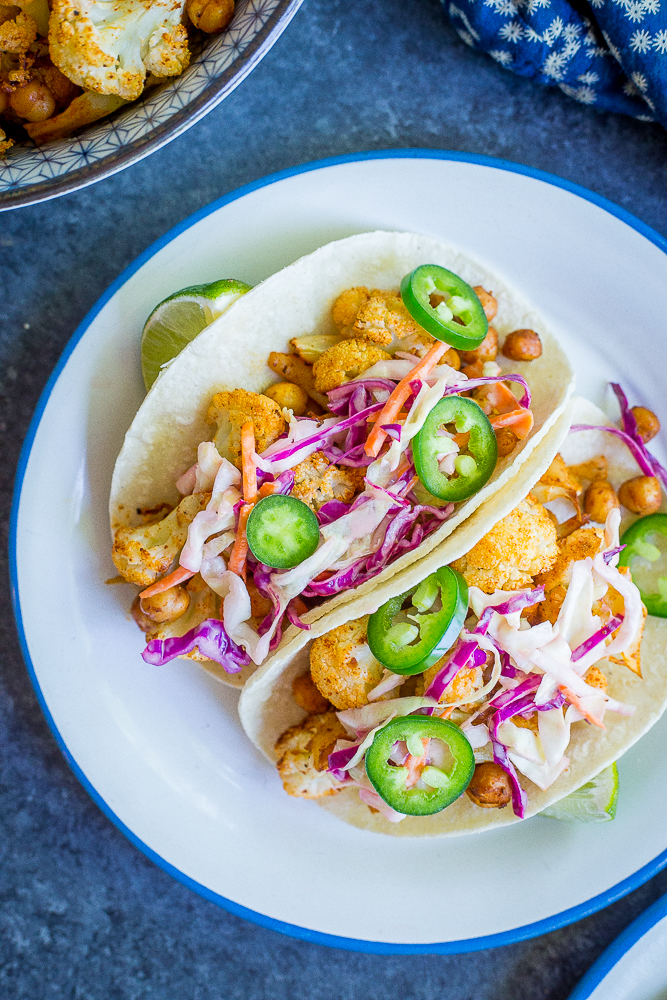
462;359;484;379
473;286;497;321
631;406;660;444
442;347;461;370
502;329;542;362
466;762;512;809
583;480;619;524
140;585;190;623
186;0;234;32
264;381;309;415
131;596;155;634
618;475;662;515
459;326;498;365
292;673;330;714
10;81;56;122
495;427;518;458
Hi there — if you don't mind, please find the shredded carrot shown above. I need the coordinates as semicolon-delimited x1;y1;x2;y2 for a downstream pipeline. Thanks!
402;475;419;496
365;341;449;458
366;410;409;424
437;706;454;720
229;503;253;578
139;565;195;599
559;685;606;729
452;431;470;448
241;421;257;503
477;381;519;415
490;409;534;440
257;481;278;500
405;738;430;788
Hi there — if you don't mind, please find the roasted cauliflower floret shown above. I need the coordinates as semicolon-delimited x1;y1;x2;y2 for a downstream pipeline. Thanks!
0;127;13;155
352;292;422;346
112;491;209;587
0;8;37;51
207;388;286;469
535;526;604;593
452;496;559;593
309;617;385;710
49;0;190;101
274;712;347;798
312;338;390;394
291;451;364;512
332;286;371;330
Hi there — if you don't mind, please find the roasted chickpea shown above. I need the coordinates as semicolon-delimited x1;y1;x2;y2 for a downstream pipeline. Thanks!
631;406;660;444
40;65;80;108
131;596;155;634
459;326;498;365
10;81;56;122
473;286;497;321
140;585;190;623
583;480;619;524
466;762;512;809
186;0;234;32
462;359;484;379
264;381;309;415
442;347;461;370
618;475;662;515
502;329;542;362
495;427;518;458
292;673;330;714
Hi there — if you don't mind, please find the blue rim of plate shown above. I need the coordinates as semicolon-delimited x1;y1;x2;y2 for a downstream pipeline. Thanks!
568;892;667;999
9;149;667;954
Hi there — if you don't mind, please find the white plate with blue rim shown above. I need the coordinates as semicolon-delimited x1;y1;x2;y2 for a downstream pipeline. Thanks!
10;150;667;953
568;893;667;1000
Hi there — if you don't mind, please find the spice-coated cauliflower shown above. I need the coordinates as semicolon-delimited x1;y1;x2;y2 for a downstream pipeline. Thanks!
112;492;209;587
207;388;286;469
49;0;190;100
452;496;559;593
274;712;347;798
312;338;390;393
291;451;364;512
0;9;37;52
309;616;386;710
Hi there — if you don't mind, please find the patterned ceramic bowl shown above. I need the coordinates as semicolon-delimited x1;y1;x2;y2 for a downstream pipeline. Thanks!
0;0;303;211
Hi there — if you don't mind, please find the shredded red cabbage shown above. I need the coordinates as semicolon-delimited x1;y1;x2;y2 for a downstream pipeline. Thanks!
603;545;625;564
381;423;402;441
316;499;352;525
492;740;526;818
326;378;396;416
286;599;311;631
611;383;667;491
487;674;541;710
327;742;360;780
570;423;655;478
424;641;486;702
571;615;623;662
265;402;384;466
474;587;545;635
142;619;250;672
490;693;537;738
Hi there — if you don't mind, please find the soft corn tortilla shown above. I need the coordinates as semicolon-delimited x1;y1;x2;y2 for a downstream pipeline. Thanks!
238;398;667;836
110;230;574;685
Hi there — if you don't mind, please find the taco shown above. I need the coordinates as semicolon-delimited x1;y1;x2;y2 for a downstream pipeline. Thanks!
109;230;573;687
238;391;667;835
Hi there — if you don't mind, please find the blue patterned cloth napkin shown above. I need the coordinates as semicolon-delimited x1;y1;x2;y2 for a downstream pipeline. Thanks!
441;0;667;125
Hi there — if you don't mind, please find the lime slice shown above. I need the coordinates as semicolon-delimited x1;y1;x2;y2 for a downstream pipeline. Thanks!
140;278;252;390
541;763;618;823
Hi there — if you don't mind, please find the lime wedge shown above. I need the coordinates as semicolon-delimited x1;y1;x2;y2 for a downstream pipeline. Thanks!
140;278;252;390
541;763;618;823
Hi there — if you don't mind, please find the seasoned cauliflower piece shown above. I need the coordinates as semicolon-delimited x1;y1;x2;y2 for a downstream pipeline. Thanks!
291;451;364;512
292;673;330;714
141;574;219;661
275;712;347;798
310;616;384;709
535;526;604;593
332;286;371;330
0;127;13;155
452;496;559;593
207;388;285;469
112;492;209;587
352;293;422;346
49;0;190;101
0;8;36;50
312;338;390;393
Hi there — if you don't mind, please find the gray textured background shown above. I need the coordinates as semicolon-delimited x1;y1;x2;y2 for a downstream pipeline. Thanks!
3;0;667;996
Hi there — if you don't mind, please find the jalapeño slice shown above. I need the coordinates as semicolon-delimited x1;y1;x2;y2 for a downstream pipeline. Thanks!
413;396;497;502
619;513;667;617
245;495;320;569
401;264;488;350
365;715;475;816
367;566;468;675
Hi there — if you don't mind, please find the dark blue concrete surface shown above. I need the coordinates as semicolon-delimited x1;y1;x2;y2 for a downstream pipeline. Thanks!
3;0;667;996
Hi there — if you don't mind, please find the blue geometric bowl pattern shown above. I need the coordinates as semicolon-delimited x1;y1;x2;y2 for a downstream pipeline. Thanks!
0;0;304;210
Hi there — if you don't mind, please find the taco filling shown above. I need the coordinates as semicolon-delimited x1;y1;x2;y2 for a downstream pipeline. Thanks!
272;429;658;825
112;270;544;676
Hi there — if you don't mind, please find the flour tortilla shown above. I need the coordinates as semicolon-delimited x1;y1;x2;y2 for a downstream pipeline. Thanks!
110;230;574;685
238;398;667;836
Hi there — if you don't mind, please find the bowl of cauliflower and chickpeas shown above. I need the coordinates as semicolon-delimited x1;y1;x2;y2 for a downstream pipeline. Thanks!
0;0;303;208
